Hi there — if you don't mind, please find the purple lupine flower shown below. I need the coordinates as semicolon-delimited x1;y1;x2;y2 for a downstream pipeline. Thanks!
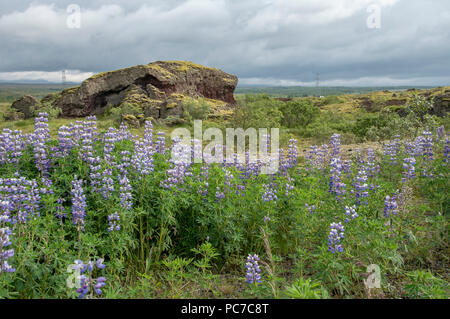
329;134;341;158
384;135;401;165
100;169;114;199
70;121;84;145
287;139;298;168
155;132;166;154
327;222;345;253
444;137;450;163
215;187;225;202
305;203;316;215
118;122;133;141
132;134;155;178
95;258;106;269
354;169;369;206
420;129;434;161
0;200;15;273
264;215;271;223
79;116;98;162
107;212;121;232
402;157;416;182
279;150;289;174
57;125;74;157
262;183;278;202
71;176;87;231
143;121;154;149
33;113;51;175
356;149;366;169
329;157;346;201
160;137;191;190
103;127;119;164
366;148;379;177
383;195;398;218
223;169;234;193
236;184;246;196
197;165;209;200
74;258;106;299
342;160;352;178
89;156;102;192
245;254;262;284
344;205;358;223
55;198;67;219
0;129;26;167
0;177;41;223
284;177;295;197
116;150;131;175
306;145;328;171
118;175;133;210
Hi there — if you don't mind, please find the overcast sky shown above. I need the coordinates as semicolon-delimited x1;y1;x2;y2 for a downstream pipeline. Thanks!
0;0;449;86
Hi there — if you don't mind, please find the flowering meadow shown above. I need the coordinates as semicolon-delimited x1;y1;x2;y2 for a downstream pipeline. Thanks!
0;113;448;299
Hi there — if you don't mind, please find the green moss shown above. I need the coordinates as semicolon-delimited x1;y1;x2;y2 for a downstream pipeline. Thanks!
123;114;137;121
223;77;235;84
169;93;187;101
177;65;190;72
144;64;176;80
200;98;227;109
167;102;178;109
165;61;219;72
61;87;79;95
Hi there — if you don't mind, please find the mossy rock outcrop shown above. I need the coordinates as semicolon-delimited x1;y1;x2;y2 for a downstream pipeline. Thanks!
430;93;450;117
11;95;39;118
44;60;238;119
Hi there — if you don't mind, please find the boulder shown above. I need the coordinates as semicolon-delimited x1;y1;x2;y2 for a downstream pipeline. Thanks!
11;95;39;118
385;99;406;106
358;97;374;111
431;93;450;117
46;61;238;119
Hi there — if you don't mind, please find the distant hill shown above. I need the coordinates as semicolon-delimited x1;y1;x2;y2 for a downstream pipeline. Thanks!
235;86;436;97
0;83;77;103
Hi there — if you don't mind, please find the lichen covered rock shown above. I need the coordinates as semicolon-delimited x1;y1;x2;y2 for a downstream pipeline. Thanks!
11;95;39;118
47;61;238;119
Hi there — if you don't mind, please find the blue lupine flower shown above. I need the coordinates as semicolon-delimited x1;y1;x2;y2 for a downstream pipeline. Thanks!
245;254;262;284
73;258;106;299
328;222;345;253
383;195;398;218
344;205;358;223
71;176;87;231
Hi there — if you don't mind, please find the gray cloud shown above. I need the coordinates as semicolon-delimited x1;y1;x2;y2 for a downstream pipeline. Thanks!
0;0;449;86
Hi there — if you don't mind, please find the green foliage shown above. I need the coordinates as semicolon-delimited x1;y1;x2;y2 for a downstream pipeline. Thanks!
280;99;320;128
284;278;329;299
0;91;448;299
352;114;388;139
319;95;344;106
403;270;448;299
407;94;433;121
107;102;143;125
182;98;211;125
191;242;220;273
232;94;282;129
31;102;62;119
